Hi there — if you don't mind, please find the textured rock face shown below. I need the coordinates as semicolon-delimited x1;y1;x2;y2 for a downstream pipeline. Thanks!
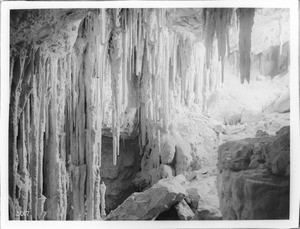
106;177;186;220
217;126;290;220
10;10;88;55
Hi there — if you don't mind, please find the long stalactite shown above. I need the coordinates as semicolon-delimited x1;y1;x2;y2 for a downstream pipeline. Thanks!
237;8;255;83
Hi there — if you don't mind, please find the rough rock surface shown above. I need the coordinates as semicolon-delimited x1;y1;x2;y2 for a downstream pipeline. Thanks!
10;9;88;55
106;177;186;220
217;126;290;220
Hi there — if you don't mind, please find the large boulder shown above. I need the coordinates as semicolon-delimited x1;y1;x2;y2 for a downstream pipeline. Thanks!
106;177;186;220
217;169;289;220
217;126;290;220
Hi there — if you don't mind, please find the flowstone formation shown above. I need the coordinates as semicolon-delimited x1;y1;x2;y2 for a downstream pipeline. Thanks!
9;8;290;221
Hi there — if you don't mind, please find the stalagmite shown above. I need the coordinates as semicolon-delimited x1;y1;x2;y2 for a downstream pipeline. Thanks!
100;182;107;218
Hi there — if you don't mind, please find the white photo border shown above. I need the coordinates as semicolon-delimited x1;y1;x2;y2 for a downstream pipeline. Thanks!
1;1;299;228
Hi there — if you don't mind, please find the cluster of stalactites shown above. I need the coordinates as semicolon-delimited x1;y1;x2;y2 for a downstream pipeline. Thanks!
203;8;256;84
105;8;256;165
107;8;224;163
203;8;233;83
106;8;171;163
139;9;172;156
107;8;152;164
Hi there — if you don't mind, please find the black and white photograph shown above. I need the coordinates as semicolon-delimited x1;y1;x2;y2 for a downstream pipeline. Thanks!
1;1;299;228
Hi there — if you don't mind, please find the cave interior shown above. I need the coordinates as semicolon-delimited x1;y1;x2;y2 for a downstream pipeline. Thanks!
9;8;290;220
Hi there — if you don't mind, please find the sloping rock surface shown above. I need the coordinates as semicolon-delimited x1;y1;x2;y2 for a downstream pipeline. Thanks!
106;177;186;220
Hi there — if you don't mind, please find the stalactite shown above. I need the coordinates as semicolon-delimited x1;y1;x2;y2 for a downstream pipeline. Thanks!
237;8;255;83
204;9;232;83
94;168;101;220
278;18;283;55
100;181;107;218
101;9;106;45
110;9;123;165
